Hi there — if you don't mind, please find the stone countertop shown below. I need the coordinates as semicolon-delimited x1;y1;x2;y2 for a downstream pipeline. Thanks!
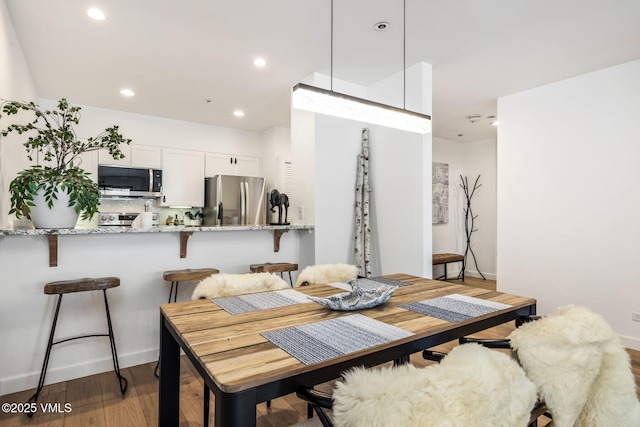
0;224;315;236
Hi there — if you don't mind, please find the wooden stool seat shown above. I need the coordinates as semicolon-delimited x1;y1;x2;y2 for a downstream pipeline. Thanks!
432;253;465;281
44;277;120;295
28;277;127;414
163;268;219;283
249;262;298;274
250;263;298;288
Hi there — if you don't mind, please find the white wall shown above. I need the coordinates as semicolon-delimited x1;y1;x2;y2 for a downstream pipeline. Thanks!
261;126;291;191
0;0;37;229
432;137;497;280
497;59;640;350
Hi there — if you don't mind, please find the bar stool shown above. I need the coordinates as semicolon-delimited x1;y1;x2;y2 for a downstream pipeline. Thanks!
163;268;220;303
27;277;127;415
155;268;219;378
249;262;298;287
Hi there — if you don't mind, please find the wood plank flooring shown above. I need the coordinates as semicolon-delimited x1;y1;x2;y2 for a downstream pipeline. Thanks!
1;277;638;427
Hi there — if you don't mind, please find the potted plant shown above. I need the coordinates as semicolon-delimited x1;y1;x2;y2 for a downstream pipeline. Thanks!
0;98;131;228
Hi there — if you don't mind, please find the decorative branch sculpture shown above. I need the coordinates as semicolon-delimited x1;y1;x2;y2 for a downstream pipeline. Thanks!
355;128;372;277
460;175;486;280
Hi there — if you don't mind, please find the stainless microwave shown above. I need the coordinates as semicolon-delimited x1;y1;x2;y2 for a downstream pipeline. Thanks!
98;165;162;198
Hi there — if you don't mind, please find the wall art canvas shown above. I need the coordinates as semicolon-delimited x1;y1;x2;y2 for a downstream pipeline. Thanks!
432;162;449;224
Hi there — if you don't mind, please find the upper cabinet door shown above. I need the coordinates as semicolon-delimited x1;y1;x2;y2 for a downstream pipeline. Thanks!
160;148;205;207
235;156;261;177
205;153;261;177
205;153;235;177
98;143;131;166
131;145;162;169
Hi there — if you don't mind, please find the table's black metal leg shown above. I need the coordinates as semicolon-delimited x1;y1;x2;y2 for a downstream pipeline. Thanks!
159;314;180;427
204;383;210;427
215;388;257;427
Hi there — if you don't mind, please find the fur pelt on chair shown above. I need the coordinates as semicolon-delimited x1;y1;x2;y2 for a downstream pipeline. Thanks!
295;264;359;287
331;344;537;427
191;272;289;300
508;305;640;427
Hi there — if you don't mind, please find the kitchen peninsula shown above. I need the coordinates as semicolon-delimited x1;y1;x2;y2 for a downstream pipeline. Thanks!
0;223;314;396
1;224;314;266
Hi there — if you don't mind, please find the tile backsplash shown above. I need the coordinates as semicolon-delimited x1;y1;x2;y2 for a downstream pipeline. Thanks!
76;198;202;228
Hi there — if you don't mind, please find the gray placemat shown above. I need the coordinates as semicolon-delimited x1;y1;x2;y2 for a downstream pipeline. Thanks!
401;294;511;323
262;314;414;365
212;289;310;314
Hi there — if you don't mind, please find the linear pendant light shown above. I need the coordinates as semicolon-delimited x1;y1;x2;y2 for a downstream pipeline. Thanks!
292;0;431;134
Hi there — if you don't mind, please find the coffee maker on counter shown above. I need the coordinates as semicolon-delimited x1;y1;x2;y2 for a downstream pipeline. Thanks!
268;189;290;225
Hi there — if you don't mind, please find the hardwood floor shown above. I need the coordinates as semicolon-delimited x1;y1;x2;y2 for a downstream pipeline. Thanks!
1;277;638;427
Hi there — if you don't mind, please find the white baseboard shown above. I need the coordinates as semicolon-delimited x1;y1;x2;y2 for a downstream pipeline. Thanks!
620;334;640;351
0;348;157;397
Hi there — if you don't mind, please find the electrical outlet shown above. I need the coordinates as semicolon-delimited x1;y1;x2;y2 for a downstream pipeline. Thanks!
298;206;304;220
632;312;640;322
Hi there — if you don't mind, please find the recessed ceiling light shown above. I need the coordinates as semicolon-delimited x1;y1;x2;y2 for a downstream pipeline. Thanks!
374;21;390;31
491;121;499;126
204;99;214;103
253;58;267;67
87;8;106;20
233;110;245;117
120;89;135;97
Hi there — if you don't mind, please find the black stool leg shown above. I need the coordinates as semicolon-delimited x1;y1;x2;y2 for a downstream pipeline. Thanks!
288;272;294;288
103;289;127;395
169;281;181;303
26;294;63;416
444;264;448;280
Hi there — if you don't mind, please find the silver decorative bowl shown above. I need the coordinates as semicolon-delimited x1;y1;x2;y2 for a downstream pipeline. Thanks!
307;280;398;311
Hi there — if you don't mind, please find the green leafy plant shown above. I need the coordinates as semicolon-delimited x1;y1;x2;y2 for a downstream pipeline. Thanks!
0;98;131;220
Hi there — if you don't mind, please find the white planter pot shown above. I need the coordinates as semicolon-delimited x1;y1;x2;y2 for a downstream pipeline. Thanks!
30;186;80;229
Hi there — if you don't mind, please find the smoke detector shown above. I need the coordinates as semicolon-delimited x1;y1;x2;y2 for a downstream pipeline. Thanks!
467;114;482;124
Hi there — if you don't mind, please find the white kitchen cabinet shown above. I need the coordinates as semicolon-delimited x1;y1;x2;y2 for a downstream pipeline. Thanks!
98;144;161;168
98;143;131;166
130;145;162;168
205;153;261;177
160;148;205;207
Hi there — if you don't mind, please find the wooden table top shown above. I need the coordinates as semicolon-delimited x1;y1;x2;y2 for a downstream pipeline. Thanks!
160;274;536;394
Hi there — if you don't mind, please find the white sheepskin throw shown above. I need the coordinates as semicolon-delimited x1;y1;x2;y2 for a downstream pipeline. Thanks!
191;272;289;300
509;305;640;427
332;344;537;427
295;264;358;287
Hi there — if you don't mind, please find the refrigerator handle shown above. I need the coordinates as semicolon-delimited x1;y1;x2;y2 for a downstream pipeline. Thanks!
240;181;246;225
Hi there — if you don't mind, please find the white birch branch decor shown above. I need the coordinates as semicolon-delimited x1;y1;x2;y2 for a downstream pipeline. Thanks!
362;128;372;277
355;154;364;272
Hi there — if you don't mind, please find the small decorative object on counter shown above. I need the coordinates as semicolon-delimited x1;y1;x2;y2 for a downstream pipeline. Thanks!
268;189;290;225
165;216;173;226
306;279;397;311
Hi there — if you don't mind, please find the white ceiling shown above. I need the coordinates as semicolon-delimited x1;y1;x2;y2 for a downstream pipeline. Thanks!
6;0;640;142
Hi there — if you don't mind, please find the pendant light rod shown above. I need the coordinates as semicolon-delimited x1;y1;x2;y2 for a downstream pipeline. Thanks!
291;0;431;135
330;0;334;92
403;0;406;110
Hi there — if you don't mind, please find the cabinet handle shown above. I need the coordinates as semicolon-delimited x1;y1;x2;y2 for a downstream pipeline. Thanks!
163;196;166;203
230;158;233;164
235;158;237;164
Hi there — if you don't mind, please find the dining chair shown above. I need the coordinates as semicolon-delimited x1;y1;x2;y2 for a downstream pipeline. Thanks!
296;343;538;427
459;305;640;427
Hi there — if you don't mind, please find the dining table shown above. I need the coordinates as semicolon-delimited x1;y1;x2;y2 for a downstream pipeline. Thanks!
158;273;537;427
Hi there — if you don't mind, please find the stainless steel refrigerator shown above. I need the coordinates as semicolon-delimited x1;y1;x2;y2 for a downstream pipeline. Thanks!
204;175;266;226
